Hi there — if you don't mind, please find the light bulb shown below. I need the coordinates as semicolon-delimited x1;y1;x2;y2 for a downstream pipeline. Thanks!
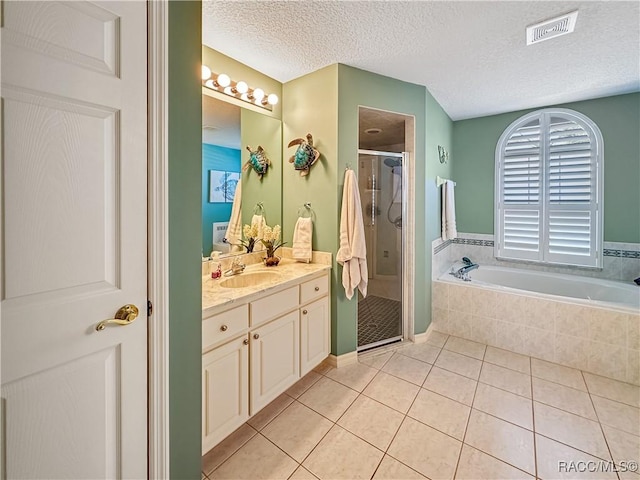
201;65;211;80
240;93;249;101
217;73;231;88
267;94;279;105
252;88;264;102
204;79;215;89
236;81;248;94
223;86;233;95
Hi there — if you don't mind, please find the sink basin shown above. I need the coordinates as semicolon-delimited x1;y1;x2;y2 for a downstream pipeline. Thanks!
219;271;281;289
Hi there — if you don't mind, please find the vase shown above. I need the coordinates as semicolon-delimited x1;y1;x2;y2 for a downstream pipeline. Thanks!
263;256;280;267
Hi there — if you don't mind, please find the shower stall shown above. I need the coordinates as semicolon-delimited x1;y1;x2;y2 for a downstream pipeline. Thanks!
357;149;406;350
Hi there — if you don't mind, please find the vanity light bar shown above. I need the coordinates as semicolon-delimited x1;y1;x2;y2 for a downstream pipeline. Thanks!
201;65;279;111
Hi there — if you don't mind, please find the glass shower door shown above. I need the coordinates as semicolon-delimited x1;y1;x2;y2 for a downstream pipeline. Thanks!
357;150;404;350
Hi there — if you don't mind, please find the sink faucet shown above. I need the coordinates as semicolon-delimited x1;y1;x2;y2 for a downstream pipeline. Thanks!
224;257;246;276
450;257;479;281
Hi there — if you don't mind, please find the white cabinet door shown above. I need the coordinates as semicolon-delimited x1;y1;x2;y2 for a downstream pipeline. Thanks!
202;336;249;454
250;310;300;414
300;297;330;376
1;2;147;478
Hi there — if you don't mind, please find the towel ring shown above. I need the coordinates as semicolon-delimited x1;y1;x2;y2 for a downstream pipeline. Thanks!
253;202;265;215
297;203;315;220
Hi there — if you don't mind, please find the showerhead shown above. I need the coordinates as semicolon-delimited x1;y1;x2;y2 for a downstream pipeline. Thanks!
383;157;402;168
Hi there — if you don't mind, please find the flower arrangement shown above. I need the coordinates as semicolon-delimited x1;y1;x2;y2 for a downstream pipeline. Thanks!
238;223;259;253
260;224;285;266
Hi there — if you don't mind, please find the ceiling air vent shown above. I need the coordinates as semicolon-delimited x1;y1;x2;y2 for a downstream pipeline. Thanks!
526;10;578;46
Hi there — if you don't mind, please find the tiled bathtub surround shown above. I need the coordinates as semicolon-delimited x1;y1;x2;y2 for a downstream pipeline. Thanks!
431;280;640;385
432;234;640;283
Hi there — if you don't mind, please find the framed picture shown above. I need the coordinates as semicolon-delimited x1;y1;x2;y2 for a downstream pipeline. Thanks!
209;170;240;203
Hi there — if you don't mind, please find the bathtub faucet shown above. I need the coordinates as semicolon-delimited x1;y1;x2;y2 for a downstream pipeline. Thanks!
451;258;479;281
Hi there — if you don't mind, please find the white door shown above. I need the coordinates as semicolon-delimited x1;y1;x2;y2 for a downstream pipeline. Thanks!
202;336;249;454
1;2;148;478
250;311;300;414
300;297;330;376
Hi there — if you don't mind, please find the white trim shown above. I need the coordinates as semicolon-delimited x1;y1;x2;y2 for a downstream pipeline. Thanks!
147;1;170;478
412;331;429;344
327;351;359;368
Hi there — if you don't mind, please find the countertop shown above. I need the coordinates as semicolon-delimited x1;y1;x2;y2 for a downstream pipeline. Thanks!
202;256;331;316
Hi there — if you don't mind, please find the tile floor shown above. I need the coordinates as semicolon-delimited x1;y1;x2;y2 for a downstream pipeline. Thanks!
357;295;402;348
202;331;640;480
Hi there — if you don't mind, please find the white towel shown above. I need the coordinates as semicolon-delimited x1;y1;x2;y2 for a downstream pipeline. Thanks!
224;180;243;252
337;169;368;300
251;214;266;251
292;217;313;262
441;180;457;240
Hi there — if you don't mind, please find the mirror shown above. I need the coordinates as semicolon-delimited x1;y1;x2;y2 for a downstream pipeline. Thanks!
202;91;282;258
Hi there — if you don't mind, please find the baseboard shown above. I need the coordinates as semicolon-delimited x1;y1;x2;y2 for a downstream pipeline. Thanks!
412;331;429;344
327;351;358;368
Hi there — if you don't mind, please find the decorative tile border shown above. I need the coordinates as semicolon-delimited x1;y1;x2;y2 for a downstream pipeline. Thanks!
604;249;640;259
433;239;453;255
453;238;494;247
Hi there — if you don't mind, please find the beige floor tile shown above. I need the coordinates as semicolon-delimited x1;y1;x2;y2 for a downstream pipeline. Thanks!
465;410;535;475
583;372;640;407
444;335;487;360
262;402;333;463
202;473;208;480
362;371;420;413
210;434;298;480
358;351;393;370
298;377;359;422
303;425;384;480
532;377;597;420
337;395;404;451
455;445;534;480
396;341;441;364
426;330;449;348
202;423;257;475
325;362;378;392
533;402;610;460
289;466;319;480
407;388;470;440
473;382;533;430
372;455;426;479
535;434;617;479
484;346;531;374
247;393;294;431
531;358;586;391
381;353;432;385
618;471;640;480
435;349;482;379
602;425;640;469
387;417;461;480
312;360;334;375
479;362;531;398
286;371;323;398
591;395;640;436
423;366;478;406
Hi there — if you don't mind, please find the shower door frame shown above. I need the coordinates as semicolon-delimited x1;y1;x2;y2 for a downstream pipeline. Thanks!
356;149;410;351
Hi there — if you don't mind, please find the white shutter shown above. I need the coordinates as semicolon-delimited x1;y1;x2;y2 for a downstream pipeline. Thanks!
496;109;602;268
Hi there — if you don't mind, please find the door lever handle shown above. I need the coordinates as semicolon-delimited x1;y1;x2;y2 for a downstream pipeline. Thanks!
96;304;139;331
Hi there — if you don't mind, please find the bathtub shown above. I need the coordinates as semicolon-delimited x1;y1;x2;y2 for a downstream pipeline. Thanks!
432;264;640;385
441;265;639;311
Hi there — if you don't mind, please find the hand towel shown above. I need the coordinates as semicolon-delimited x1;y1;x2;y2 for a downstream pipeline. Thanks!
337;169;368;299
441;180;457;240
224;180;243;252
251;214;266;251
292;217;313;262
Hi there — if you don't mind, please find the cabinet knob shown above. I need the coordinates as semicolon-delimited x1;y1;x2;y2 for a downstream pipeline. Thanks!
243;338;249;345
302;310;308;315
253;333;260;339
220;324;228;332
314;286;320;291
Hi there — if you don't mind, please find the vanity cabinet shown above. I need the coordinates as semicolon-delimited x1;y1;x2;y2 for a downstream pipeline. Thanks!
202;270;330;454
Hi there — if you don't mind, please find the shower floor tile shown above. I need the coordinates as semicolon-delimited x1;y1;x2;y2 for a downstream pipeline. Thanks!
204;332;640;480
358;295;401;348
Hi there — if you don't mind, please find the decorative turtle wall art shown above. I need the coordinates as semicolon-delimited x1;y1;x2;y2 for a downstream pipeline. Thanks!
288;133;320;177
243;145;270;178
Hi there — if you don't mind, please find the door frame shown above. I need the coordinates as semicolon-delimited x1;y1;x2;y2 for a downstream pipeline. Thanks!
148;1;170;478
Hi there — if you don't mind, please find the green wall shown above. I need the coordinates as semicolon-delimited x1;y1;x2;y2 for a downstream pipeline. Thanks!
452;93;640;243
169;2;202;478
240;109;283;228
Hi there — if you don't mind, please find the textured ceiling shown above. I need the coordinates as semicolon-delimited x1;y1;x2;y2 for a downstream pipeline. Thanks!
202;1;640;120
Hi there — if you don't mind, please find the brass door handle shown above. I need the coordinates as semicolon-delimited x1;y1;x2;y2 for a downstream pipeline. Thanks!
96;304;139;331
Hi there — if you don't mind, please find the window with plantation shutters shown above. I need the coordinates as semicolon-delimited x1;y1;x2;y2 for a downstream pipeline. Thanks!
495;109;603;268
